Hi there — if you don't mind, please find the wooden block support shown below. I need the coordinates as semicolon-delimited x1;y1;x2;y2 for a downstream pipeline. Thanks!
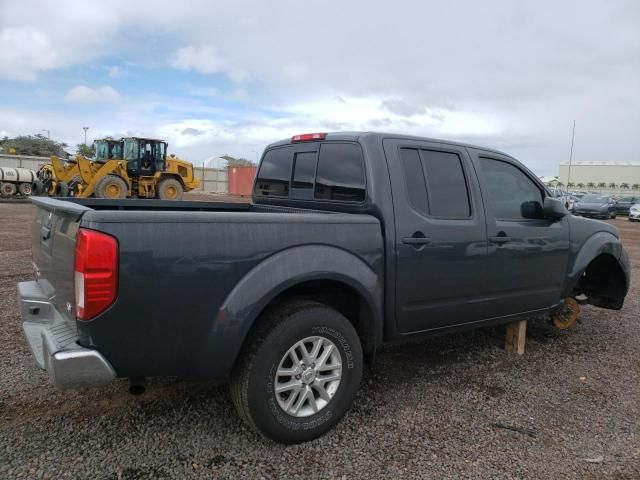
505;320;527;354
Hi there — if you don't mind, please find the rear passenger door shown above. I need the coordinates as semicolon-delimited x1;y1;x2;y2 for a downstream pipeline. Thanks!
469;149;570;318
383;139;490;333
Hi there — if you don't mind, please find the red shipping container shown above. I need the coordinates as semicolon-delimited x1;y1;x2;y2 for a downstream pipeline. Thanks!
227;165;257;196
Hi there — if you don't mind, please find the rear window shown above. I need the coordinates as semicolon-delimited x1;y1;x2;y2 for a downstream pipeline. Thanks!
255;142;366;203
314;143;366;202
254;147;292;197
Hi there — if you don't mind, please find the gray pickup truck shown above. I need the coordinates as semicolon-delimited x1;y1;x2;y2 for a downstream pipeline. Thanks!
19;132;630;443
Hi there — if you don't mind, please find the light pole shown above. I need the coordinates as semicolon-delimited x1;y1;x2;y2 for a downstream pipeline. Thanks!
83;126;89;146
567;120;576;187
251;150;259;163
41;129;50;139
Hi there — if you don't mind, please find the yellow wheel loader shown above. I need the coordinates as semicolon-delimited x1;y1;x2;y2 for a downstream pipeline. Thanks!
35;137;200;200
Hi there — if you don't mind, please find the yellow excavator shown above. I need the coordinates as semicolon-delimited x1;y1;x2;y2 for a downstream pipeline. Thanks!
35;137;200;200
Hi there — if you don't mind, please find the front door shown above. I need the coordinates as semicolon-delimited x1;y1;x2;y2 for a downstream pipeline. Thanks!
469;149;570;318
384;139;490;333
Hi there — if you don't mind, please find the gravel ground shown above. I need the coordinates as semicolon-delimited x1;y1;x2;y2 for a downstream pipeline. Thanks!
0;201;638;479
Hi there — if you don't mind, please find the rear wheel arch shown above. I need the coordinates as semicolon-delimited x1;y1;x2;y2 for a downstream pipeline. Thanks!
201;245;383;378
241;278;380;365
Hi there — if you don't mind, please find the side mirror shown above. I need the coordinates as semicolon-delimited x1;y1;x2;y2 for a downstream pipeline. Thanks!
543;197;567;220
521;200;544;219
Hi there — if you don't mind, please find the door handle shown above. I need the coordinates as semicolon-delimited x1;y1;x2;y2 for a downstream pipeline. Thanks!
402;236;431;245
489;235;511;244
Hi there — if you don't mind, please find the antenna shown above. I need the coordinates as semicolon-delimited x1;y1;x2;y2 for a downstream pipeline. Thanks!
567;120;576;186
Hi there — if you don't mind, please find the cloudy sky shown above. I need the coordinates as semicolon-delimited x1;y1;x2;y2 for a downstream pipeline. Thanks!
1;0;638;174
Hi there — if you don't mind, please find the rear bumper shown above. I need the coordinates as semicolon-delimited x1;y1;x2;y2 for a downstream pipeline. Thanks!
18;280;116;389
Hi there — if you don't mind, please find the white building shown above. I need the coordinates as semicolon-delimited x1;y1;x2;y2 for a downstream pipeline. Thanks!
557;162;640;188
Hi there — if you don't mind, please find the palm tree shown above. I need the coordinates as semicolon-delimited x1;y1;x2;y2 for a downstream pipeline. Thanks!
597;182;606;188
620;183;629;189
608;182;617;189
556;181;564;188
567;182;575;188
577;182;585;189
587;182;596;189
632;184;640;191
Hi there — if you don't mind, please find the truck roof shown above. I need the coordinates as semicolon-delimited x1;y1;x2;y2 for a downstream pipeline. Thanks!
265;131;514;159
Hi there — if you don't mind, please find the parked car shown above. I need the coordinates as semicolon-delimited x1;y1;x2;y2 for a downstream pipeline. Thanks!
548;187;573;210
614;196;640;216
572;194;617;219
18;132;630;444
629;203;640;222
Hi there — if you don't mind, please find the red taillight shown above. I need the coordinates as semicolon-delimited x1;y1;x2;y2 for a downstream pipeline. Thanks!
291;132;327;143
74;228;118;321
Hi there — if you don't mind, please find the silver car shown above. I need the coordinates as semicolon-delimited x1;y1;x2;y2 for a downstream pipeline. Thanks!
629;203;640;222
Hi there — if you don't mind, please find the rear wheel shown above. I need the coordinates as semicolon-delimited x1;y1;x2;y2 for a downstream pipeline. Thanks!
95;175;127;199
156;177;183;200
18;182;32;196
0;182;17;197
230;301;363;444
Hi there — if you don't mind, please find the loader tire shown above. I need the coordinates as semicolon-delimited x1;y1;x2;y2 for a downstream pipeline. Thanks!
0;182;17;197
95;175;127;199
68;175;83;196
156;178;183;200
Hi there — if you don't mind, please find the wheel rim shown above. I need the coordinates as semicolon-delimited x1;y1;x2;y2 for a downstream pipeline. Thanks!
274;335;342;418
551;297;580;329
165;185;177;199
106;183;121;198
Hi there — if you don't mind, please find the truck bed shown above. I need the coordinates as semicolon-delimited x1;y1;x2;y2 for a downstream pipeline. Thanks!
26;197;384;380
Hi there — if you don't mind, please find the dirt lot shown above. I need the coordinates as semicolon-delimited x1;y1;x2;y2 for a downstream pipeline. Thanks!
0;200;638;479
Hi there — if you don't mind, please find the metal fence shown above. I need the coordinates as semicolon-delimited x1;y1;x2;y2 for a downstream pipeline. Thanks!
0;154;229;193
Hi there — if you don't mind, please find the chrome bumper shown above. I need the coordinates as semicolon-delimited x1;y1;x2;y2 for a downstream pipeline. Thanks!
18;281;116;389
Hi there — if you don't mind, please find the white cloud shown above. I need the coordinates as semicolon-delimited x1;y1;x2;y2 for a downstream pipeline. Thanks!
170;45;248;82
64;85;121;104
107;66;126;78
0;26;57;80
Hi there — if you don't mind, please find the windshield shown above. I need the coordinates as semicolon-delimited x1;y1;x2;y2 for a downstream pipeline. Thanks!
581;195;608;203
95;142;108;160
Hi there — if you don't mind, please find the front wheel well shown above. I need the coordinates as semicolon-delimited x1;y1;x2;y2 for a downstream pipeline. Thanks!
244;280;379;363
575;253;627;309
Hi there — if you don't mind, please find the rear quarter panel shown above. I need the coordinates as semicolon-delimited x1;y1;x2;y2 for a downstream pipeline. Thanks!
76;210;383;378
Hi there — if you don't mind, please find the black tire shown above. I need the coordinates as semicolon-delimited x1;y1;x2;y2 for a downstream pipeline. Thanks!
31;180;44;195
55;182;69;197
95;175;127;199
0;182;17;197
156;177;184;200
230;300;363;444
18;182;32;196
67;175;83;196
611;211;617;219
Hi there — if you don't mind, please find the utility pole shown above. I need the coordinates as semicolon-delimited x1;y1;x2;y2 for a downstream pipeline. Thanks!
567;120;576;187
83;126;89;145
41;129;50;139
251;150;259;163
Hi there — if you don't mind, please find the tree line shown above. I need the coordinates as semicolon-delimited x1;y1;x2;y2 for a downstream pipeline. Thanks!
554;181;640;191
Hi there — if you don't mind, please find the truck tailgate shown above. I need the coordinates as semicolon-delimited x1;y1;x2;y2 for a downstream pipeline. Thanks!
30;197;92;324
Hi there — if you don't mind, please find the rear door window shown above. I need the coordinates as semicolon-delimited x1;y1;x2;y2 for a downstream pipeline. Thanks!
398;148;471;218
421;150;470;218
314;143;366;202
